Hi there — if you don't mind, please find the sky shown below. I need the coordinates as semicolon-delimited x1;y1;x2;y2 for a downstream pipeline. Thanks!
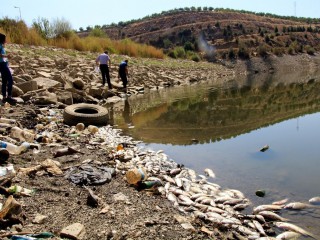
1;0;320;31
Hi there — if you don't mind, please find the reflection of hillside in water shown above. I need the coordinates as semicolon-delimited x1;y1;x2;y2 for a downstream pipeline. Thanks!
115;74;320;145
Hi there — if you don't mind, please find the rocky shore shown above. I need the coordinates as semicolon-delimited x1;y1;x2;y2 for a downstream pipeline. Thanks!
1;44;320;239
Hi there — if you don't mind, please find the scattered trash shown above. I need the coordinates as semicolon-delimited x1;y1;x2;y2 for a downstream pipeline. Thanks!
0;195;22;220
7;185;34;197
126;167;147;185
255;189;266;197
136;180;162;191
0;141;30;155
0;148;10;162
0;164;15;177
66;164;116;185
53;146;83;158
10;126;35;143
259;145;269;152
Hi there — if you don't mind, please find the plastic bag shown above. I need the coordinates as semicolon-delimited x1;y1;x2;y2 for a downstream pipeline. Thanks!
94;66;100;73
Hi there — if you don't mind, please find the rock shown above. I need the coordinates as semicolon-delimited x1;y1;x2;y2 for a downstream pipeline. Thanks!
113;192;129;202
33;77;62;89
32;214;48;224
60;223;86;240
33;91;58;105
72;78;85;90
11;85;24;97
16;80;38;93
57;91;73;105
88;87;104;98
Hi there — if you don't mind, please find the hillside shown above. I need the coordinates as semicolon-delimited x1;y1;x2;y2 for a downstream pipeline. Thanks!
80;9;320;60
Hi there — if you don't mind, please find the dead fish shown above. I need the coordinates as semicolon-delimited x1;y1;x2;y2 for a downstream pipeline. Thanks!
170;168;182;176
284;202;313;210
260;145;269;152
204;168;216;178
190;193;208;200
168;187;186;196
259;211;289;222
274;222;317;239
253;204;283;214
206;206;226;214
273;198;289;205
167;192;178;206
164;182;171;192
178;195;194;205
162;175;176;184
309;196;320;205
224;198;245;206
233;203;250;211
189;185;203;194
253;220;267;236
188;169;197;181
193;210;206;219
174;177;183;188
276;231;301;239
53;146;83;158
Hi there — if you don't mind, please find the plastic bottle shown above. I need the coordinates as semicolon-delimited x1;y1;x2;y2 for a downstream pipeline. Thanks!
125;167;147;185
136;180;162;191
0;141;30;155
10;126;35;142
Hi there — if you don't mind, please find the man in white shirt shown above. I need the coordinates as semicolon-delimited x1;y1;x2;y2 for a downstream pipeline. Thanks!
96;51;112;89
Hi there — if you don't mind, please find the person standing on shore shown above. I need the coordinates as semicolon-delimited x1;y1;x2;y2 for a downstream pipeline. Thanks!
118;60;129;90
96;51;112;89
0;33;15;103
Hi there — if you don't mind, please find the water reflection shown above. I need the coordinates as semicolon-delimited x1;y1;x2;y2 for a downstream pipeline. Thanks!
110;78;320;145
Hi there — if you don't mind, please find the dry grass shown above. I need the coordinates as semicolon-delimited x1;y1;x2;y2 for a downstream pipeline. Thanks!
0;18;164;59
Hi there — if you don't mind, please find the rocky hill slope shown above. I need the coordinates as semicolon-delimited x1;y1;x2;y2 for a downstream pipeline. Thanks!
80;10;320;59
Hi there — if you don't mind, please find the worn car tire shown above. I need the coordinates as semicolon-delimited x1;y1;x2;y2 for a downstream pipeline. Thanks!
63;103;108;126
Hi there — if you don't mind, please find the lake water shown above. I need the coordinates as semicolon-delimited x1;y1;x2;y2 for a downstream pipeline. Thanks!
107;73;320;238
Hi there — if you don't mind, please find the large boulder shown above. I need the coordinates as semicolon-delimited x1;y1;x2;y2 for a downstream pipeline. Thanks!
16;80;38;93
33;77;62;89
72;78;85;90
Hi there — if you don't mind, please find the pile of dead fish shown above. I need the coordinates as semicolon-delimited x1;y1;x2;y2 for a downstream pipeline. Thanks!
93;126;320;239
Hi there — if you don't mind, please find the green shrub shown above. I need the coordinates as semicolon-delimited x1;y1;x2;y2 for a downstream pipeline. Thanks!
305;45;315;55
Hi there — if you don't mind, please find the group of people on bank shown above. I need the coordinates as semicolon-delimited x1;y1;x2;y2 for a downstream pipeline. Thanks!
0;32;130;104
95;50;129;91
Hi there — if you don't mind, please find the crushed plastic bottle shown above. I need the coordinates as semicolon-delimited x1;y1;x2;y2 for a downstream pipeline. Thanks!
10;126;35;142
0;141;30;155
0;164;15;177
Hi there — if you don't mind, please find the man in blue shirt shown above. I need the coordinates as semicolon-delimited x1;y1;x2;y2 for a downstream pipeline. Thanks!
118;60;129;90
0;33;15;103
96;51;112;89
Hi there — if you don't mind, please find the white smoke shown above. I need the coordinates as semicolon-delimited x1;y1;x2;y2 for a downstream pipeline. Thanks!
197;33;216;59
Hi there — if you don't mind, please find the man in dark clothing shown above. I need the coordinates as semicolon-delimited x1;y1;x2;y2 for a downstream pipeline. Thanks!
0;33;16;103
118;60;128;89
96;51;112;89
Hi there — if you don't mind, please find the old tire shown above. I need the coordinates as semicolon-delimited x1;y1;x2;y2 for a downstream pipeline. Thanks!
63;103;108;126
